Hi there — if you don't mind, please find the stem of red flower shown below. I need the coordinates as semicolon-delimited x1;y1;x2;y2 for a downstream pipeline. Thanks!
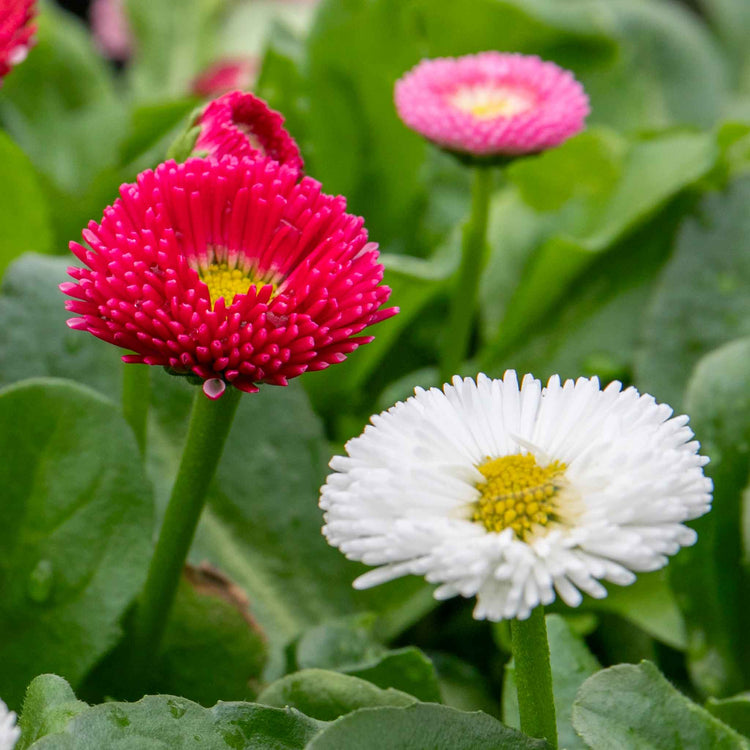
129;385;242;689
121;363;150;455
510;606;558;748
439;165;493;384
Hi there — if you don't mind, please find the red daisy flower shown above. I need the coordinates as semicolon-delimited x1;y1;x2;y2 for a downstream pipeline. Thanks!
194;91;304;170
62;157;396;399
0;0;36;83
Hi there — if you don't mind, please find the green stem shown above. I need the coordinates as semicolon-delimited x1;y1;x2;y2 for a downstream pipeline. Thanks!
122;363;150;455
510;606;558;748
130;385;242;687
439;165;493;384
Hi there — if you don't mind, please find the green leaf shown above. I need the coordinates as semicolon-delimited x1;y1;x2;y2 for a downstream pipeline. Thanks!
672;337;750;696
486;129;717;357
0;255;122;395
291;616;441;702
17;675;87;750
504;615;600;750
584;571;687;651
580;0;729;131
0;2;122;194
706;694;750;737
257;669;416;721
345;649;442;704
0;379;153;709
480;190;689;385
155;565;267;705
306;703;550;750
28;696;322;749
572;661;748;749
124;0;223;101
0;132;53;278
636;175;750;409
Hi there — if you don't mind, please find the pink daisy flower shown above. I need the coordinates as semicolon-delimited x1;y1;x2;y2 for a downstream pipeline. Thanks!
61;157;396;399
194;91;304;170
90;0;132;61
191;57;258;98
394;52;589;159
0;0;35;83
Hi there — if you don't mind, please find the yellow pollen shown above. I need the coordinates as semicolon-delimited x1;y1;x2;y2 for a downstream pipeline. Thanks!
473;453;566;539
199;262;274;308
450;85;535;120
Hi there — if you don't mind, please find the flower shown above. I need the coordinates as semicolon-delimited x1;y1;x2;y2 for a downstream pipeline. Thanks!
394;52;589;159
194;91;304;170
191;57;258;98
0;0;36;84
62;156;396;399
0;699;19;750
90;0;132;61
321;372;711;621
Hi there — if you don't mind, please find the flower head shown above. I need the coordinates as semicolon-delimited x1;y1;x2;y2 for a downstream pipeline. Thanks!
394;52;589;160
191;57;258;98
321;372;711;620
194;91;303;170
90;0;132;61
62;157;396;398
0;0;36;84
0;698;19;750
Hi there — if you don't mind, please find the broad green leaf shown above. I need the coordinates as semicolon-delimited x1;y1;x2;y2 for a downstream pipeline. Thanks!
155;565;267;705
580;0;728;131
257;670;416;721
306;703;550;750
696;0;750;91
584;571;687;651
0;379;153;709
292;617;442;703
504;615;600;750
124;0;223;101
636;176;750;409
485;129;717;358
673;337;750;696
28;695;322;749
17;675;87;750
293;615;383;673
0;132;53;278
707;694;750;737
480;192;689;385
345;649;442;704
572;661;748;749
0;2;122;195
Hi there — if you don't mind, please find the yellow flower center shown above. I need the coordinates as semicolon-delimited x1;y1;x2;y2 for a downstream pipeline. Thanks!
450;85;535;120
473;453;567;539
199;262;275;308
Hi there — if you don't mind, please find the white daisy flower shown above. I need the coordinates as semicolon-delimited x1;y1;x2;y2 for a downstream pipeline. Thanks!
321;372;712;620
0;699;19;750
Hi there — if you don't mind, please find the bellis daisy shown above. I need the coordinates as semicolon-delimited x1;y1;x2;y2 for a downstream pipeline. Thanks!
0;699;19;750
194;91;304;170
62;156;395;399
321;372;711;620
0;0;35;84
394;52;589;160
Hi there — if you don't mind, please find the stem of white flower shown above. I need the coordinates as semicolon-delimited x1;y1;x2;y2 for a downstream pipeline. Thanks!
510;606;558;748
